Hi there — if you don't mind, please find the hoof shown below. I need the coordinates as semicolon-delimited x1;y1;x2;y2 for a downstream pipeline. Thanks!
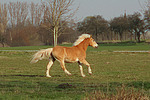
68;73;72;76
46;75;51;78
66;71;72;76
89;72;92;75
82;75;86;77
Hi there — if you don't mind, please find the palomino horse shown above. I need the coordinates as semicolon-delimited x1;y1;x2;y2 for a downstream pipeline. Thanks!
31;34;98;77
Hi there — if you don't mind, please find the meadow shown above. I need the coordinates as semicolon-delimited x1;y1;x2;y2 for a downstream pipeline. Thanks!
0;42;150;100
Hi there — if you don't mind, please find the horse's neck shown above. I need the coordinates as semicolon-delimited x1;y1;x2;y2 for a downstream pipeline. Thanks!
76;39;89;52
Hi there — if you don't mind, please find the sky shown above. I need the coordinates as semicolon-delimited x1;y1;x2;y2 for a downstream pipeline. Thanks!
0;0;148;21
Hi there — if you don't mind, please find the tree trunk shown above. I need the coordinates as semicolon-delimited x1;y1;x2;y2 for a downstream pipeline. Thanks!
134;31;137;42
2;42;4;47
54;27;56;46
95;27;98;42
137;32;141;43
119;33;122;41
53;26;58;46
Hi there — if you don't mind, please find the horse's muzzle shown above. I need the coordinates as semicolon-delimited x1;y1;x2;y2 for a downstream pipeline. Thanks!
94;44;98;48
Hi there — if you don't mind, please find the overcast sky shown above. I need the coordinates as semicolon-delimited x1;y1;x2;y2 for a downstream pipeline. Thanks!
0;0;147;21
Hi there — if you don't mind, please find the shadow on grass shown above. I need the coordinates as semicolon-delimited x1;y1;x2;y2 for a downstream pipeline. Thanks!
0;74;45;77
0;74;63;78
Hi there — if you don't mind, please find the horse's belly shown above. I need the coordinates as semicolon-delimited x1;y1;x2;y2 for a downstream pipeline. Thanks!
64;58;78;63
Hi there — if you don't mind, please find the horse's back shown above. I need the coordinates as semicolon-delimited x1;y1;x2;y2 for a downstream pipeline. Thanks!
52;46;77;56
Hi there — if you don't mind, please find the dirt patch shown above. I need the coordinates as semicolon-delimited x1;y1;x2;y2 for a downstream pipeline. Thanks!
56;83;76;89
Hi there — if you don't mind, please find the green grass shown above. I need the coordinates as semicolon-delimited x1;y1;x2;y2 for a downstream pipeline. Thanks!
0;42;150;51
98;42;150;51
0;45;52;50
0;43;150;99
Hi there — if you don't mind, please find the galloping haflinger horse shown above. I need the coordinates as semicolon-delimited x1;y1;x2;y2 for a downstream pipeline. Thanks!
31;34;98;77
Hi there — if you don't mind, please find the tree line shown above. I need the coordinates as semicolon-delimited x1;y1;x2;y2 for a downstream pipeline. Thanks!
77;12;149;43
0;0;150;47
0;1;77;47
77;1;150;43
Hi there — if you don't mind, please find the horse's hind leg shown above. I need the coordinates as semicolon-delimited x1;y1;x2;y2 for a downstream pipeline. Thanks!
46;58;55;77
60;61;72;76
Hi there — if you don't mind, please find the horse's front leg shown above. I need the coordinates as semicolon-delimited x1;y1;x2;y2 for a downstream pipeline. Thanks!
80;59;92;75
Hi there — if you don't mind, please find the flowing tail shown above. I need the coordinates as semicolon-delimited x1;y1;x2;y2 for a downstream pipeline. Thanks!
31;48;53;63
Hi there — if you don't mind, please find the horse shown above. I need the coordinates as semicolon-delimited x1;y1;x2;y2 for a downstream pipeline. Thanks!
31;34;98;77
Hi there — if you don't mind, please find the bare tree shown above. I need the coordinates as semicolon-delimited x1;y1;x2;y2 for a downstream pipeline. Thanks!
110;16;128;41
144;0;150;30
0;3;8;47
8;2;28;27
42;0;78;46
77;15;109;42
8;2;28;44
128;12;146;43
30;2;43;26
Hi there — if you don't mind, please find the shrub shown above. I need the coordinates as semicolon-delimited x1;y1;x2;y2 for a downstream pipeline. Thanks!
84;85;149;100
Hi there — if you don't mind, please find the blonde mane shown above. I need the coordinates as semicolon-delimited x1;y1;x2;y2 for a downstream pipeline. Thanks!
73;34;91;46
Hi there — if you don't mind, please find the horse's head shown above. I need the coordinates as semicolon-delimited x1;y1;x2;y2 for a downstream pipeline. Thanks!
88;36;98;48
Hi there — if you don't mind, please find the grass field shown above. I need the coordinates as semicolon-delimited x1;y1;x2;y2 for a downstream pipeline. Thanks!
0;43;150;99
0;42;150;51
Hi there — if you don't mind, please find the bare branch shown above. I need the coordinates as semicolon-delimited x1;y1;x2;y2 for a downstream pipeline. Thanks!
42;0;78;46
